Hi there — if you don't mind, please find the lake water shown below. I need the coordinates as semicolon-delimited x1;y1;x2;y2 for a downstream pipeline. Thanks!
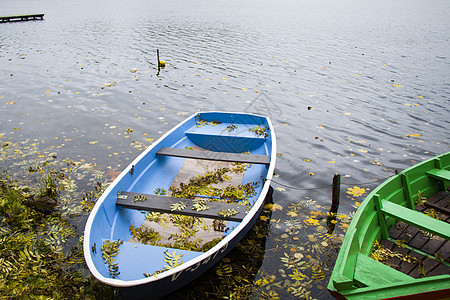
1;0;449;298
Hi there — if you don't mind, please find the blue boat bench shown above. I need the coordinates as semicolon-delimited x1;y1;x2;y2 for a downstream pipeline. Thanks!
156;147;270;165
117;191;248;222
116;148;271;221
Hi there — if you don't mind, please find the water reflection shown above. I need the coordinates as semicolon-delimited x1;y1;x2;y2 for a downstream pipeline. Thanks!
1;0;449;298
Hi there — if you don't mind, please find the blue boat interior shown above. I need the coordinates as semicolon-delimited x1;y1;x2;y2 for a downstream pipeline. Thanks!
89;112;273;280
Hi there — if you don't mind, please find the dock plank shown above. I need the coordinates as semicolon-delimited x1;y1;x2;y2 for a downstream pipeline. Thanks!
0;14;44;22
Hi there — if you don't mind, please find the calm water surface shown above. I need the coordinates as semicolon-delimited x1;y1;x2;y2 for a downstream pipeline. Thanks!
1;0;449;298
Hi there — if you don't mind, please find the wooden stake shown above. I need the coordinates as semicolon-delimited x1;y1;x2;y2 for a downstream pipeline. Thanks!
156;49;161;75
331;173;341;214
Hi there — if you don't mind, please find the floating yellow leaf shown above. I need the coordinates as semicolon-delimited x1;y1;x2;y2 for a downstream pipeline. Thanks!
89;141;98;144
357;149;368;153
287;211;298;217
303;158;310;162
406;133;421;138
308;234;317;242
263;203;273;211
309;172;315;176
271;204;283;211
6;101;15;104
275;187;286;192
347;186;366;197
304;218;320;226
260;215;269;221
328;160;335;164
310;211;323;218
392;84;402;87
241;88;247;91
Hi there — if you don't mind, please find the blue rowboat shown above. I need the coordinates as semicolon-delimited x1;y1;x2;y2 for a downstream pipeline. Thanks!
83;111;276;299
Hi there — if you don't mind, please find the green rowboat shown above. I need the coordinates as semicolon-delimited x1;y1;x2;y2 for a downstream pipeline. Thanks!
328;152;450;299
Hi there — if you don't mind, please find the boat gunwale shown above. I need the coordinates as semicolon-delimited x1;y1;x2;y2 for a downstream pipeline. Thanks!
83;111;277;287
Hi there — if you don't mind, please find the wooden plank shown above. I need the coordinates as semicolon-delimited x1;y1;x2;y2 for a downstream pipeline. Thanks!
116;191;248;222
427;264;450;277
427;168;450;181
381;200;450;239
388;222;408;239
397;224;420;244
156;147;270;165
424;202;450;215
421;236;447;256
436;241;450;260
400;251;424;275
354;254;412;287
408;229;430;250
389;246;410;271
408;257;440;279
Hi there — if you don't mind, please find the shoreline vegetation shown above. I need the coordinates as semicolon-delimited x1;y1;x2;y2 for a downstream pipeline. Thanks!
0;162;113;299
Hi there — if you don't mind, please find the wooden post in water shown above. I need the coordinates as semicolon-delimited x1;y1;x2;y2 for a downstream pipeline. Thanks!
327;173;341;233
331;173;341;214
156;49;161;75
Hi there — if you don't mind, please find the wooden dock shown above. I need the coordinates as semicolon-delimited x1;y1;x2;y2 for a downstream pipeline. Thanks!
0;14;44;23
380;190;450;278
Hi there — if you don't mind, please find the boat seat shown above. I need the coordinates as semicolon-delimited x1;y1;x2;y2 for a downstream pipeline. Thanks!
156;147;270;165
378;199;450;240
427;168;450;182
116;191;248;222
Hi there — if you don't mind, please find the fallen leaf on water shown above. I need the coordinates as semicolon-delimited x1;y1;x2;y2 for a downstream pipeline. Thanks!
6;101;15;104
328;160;335;164
275;187;286;192
347;186;366;197
287;211;298;217
304;218;320;226
405;133;421;138
260;215;269;221
271;204;283;211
